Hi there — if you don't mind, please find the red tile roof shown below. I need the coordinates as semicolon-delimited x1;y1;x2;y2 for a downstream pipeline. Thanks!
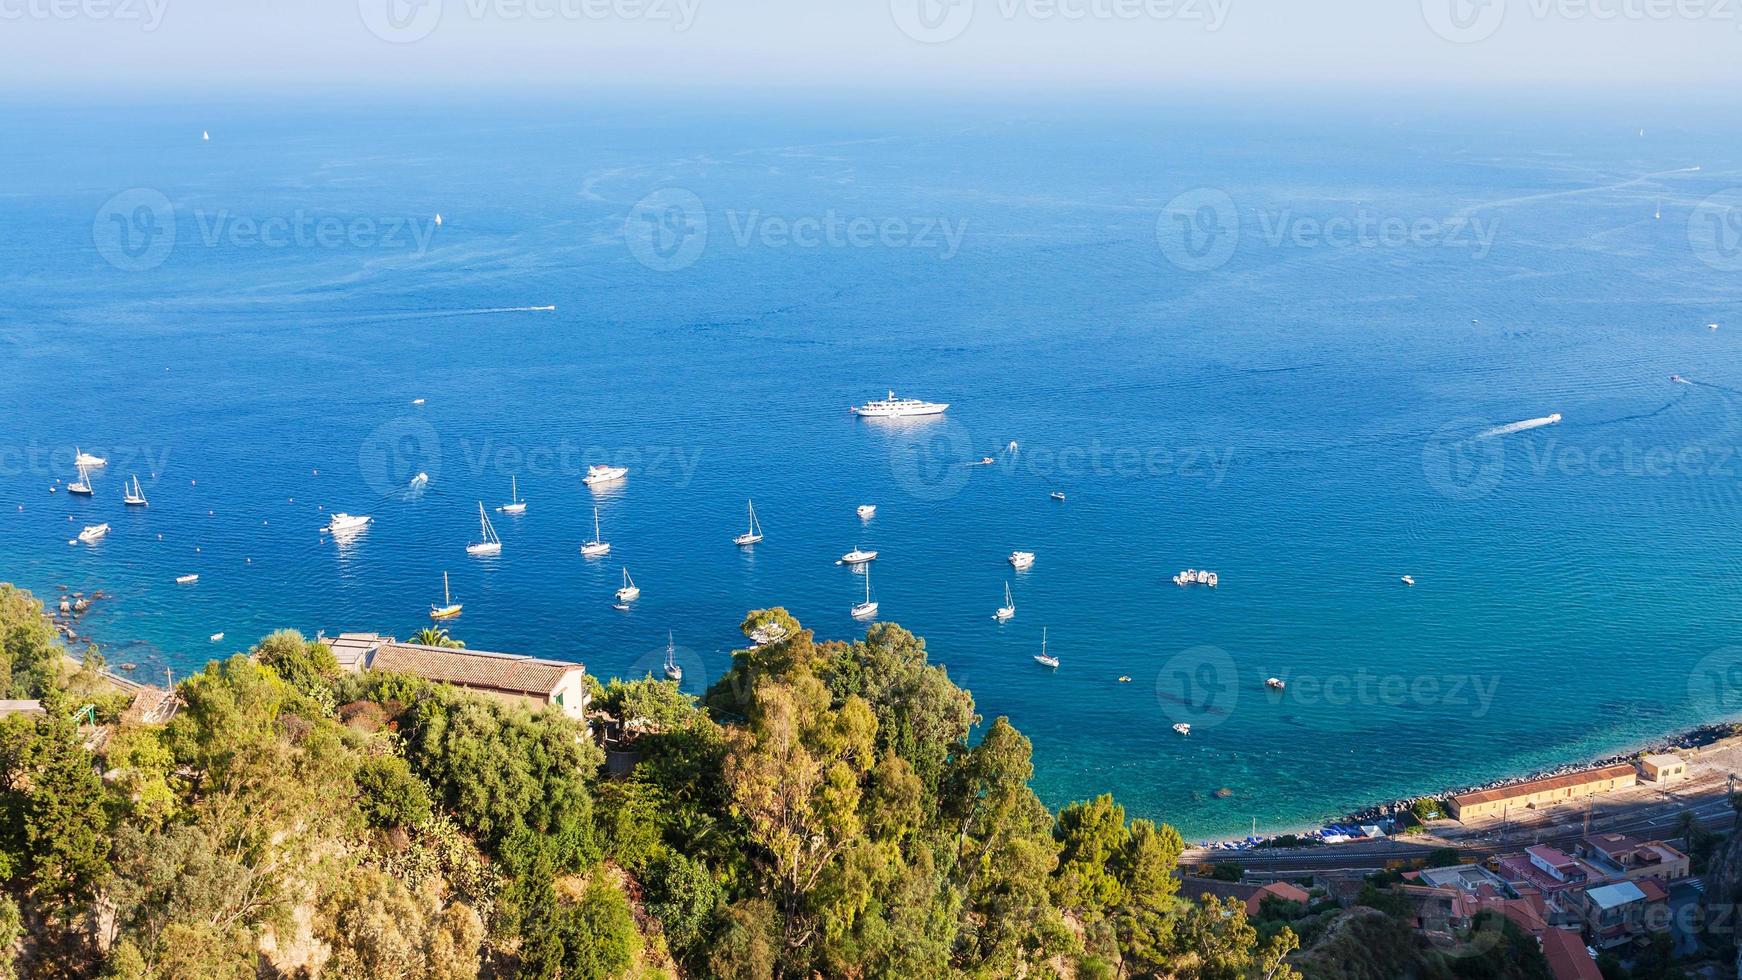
1539;927;1601;980
1451;764;1637;807
369;642;583;697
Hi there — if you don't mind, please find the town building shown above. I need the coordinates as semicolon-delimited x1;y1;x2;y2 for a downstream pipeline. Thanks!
1175;876;1312;917
1572;834;1689;884
1538;926;1603;980
1570;879;1668;949
1637;753;1687;783
324;631;590;720
1447;764;1638;821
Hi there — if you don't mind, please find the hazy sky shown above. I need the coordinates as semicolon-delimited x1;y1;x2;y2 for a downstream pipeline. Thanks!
0;0;1734;97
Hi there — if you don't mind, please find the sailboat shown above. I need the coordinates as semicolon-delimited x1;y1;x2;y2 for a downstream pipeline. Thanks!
733;499;763;546
67;464;94;496
123;475;148;507
201;130;210;141
581;507;611;556
430;571;462;619
499;476;526;514
993;581;1015;621
851;565;879;620
664;631;682;681
434;213;443;227
1033;627;1059;669
466;502;502;556
615;568;640;604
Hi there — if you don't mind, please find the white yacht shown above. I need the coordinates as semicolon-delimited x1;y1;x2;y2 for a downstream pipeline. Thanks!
123;475;148;506
664;632;682;681
856;504;876;519
1050;491;1066;502
849;390;949;417
1008;551;1035;570
466;502;502;556
499;476;527;515
175;574;199;585
409;472;430;490
210;632;225;643
1401;575;1416;586
584;464;628;486
993;582;1015;621
67;464;94;496
430;571;462;620
1172;723;1192;736
615;568;640;603
581;507;611;557
1266;677;1286;690
77;522;110;543
839;547;878;565
734;499;763;546
74;448;107;467
851;565;878;620
1033;628;1059;669
325;513;371;534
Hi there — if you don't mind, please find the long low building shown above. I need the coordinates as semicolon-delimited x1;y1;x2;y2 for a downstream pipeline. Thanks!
324;632;590;721
1448;764;1638;822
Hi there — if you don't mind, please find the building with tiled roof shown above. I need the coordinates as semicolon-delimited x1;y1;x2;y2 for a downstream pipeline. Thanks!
328;631;590;720
1539;927;1602;980
1447;764;1637;821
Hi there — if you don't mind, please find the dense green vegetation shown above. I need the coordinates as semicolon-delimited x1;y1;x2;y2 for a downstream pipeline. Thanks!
0;586;1329;977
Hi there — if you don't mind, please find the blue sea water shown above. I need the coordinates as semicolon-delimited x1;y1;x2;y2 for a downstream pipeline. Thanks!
5;97;1742;840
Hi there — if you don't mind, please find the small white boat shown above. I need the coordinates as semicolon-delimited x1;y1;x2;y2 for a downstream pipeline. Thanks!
993;581;1015;621
412;397;426;405
583;464;628;486
1710;323;1721;331
409;472;430;489
430;571;462;620
1401;575;1415;586
434;213;443;227
499;475;527;515
77;523;110;543
851;565;878;620
325;513;371;535
210;632;224;643
734;499;764;546
123;475;148;506
175;574;199;585
1266;677;1286;690
67;464;94;496
581;507;611;557
664;631;682;681
1172;723;1191;736
856;504;876;519
1008;551;1035;570
201;130;209;141
466;502;502;556
839;547;878;565
1173;569;1218;587
1050;491;1066;501
849;390;949;417
74;448;107;467
615;568;640;603
1033;627;1059;669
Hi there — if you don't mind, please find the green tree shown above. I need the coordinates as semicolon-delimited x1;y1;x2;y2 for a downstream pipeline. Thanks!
1053;794;1131;914
354;754;433;829
409;627;465;649
251;629;338;702
0;700;111;908
0;584;61;699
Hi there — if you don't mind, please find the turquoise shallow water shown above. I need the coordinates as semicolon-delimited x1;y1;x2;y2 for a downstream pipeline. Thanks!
5;98;1742;839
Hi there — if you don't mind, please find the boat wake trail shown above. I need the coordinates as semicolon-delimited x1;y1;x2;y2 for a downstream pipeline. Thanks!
1476;414;1563;439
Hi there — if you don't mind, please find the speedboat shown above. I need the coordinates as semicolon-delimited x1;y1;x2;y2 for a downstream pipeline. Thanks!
581;507;610;556
839;548;878;565
584;464;628;486
325;513;372;534
849;390;949;417
1266;677;1286;690
1671;375;1690;384
122;475;148;506
77;523;110;543
1033;628;1058;668
1050;491;1066;501
856;504;876;519
1117;675;1132;683
74;448;107;467
210;632;225;642
975;456;994;465
175;574;199;584
1172;723;1192;736
409;472;429;489
993;582;1015;621
1008;551;1035;570
664;632;682;681
615;568;640;603
412;397;426;405
1401;575;1415;586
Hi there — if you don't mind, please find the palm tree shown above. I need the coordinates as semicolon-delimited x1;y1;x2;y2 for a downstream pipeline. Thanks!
410;627;464;649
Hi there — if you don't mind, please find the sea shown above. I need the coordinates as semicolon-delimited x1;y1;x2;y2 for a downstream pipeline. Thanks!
4;95;1742;841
